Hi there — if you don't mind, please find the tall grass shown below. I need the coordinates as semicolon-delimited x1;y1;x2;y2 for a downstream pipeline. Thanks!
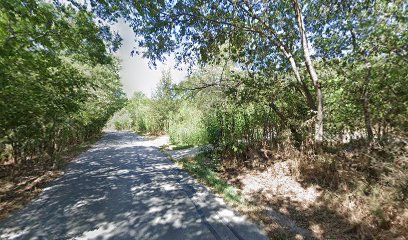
168;102;208;146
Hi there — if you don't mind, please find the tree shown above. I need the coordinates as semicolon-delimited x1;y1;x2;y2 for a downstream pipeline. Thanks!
310;0;407;141
0;0;125;163
89;0;326;145
152;69;176;132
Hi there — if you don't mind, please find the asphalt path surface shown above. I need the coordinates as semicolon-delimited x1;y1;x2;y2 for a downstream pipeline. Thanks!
0;132;268;240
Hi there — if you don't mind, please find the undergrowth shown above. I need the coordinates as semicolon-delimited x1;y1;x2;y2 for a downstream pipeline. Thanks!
236;137;408;239
0;134;102;219
171;144;195;151
174;153;243;205
310;141;408;240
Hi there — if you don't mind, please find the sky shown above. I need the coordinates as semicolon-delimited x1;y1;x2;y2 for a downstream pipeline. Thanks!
113;21;187;98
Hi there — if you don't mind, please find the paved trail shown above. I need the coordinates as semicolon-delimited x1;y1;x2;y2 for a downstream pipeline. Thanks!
0;132;268;240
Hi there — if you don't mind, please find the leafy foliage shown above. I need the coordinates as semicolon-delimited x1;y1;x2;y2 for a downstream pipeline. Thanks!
57;0;408;237
0;0;126;163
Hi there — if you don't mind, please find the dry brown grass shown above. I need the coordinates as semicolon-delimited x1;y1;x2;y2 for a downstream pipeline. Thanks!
216;136;408;239
296;138;408;239
0;135;101;220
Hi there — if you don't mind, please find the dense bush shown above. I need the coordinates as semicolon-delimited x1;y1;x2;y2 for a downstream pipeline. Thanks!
0;1;125;164
168;101;208;146
108;92;165;135
108;72;208;146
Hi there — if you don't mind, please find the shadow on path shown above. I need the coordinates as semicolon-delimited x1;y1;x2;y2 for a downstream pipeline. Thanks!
0;132;267;240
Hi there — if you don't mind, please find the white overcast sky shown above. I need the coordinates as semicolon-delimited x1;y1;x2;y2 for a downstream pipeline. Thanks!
113;20;187;98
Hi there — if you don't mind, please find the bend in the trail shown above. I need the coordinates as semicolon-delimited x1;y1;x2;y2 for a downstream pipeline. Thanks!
0;132;267;240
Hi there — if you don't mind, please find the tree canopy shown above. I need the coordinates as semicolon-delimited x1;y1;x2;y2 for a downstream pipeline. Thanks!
0;0;126;163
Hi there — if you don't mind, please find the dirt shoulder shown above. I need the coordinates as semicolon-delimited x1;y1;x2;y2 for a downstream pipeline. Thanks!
219;146;408;240
167;143;407;240
219;164;353;239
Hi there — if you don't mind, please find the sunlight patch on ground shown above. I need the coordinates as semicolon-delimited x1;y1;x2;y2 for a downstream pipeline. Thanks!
0;228;30;240
152;210;183;228
241;162;321;206
147;206;164;214
162;183;178;191
71;196;107;209
216;208;245;223
74;222;117;240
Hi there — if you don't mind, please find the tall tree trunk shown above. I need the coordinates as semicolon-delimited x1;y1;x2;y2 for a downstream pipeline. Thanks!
234;0;317;120
286;53;317;111
293;0;324;146
362;66;374;142
349;25;374;142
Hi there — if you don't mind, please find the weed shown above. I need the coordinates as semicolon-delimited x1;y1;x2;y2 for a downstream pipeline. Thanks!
176;153;243;205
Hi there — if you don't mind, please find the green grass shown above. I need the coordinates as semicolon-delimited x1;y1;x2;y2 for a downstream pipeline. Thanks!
171;144;195;151
175;153;243;204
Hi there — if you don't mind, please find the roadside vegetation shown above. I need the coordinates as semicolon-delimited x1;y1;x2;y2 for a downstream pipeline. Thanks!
166;152;243;205
1;0;406;239
103;0;407;238
0;1;125;218
111;63;407;238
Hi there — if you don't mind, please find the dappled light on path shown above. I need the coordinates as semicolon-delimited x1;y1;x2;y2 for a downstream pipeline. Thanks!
0;132;267;240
